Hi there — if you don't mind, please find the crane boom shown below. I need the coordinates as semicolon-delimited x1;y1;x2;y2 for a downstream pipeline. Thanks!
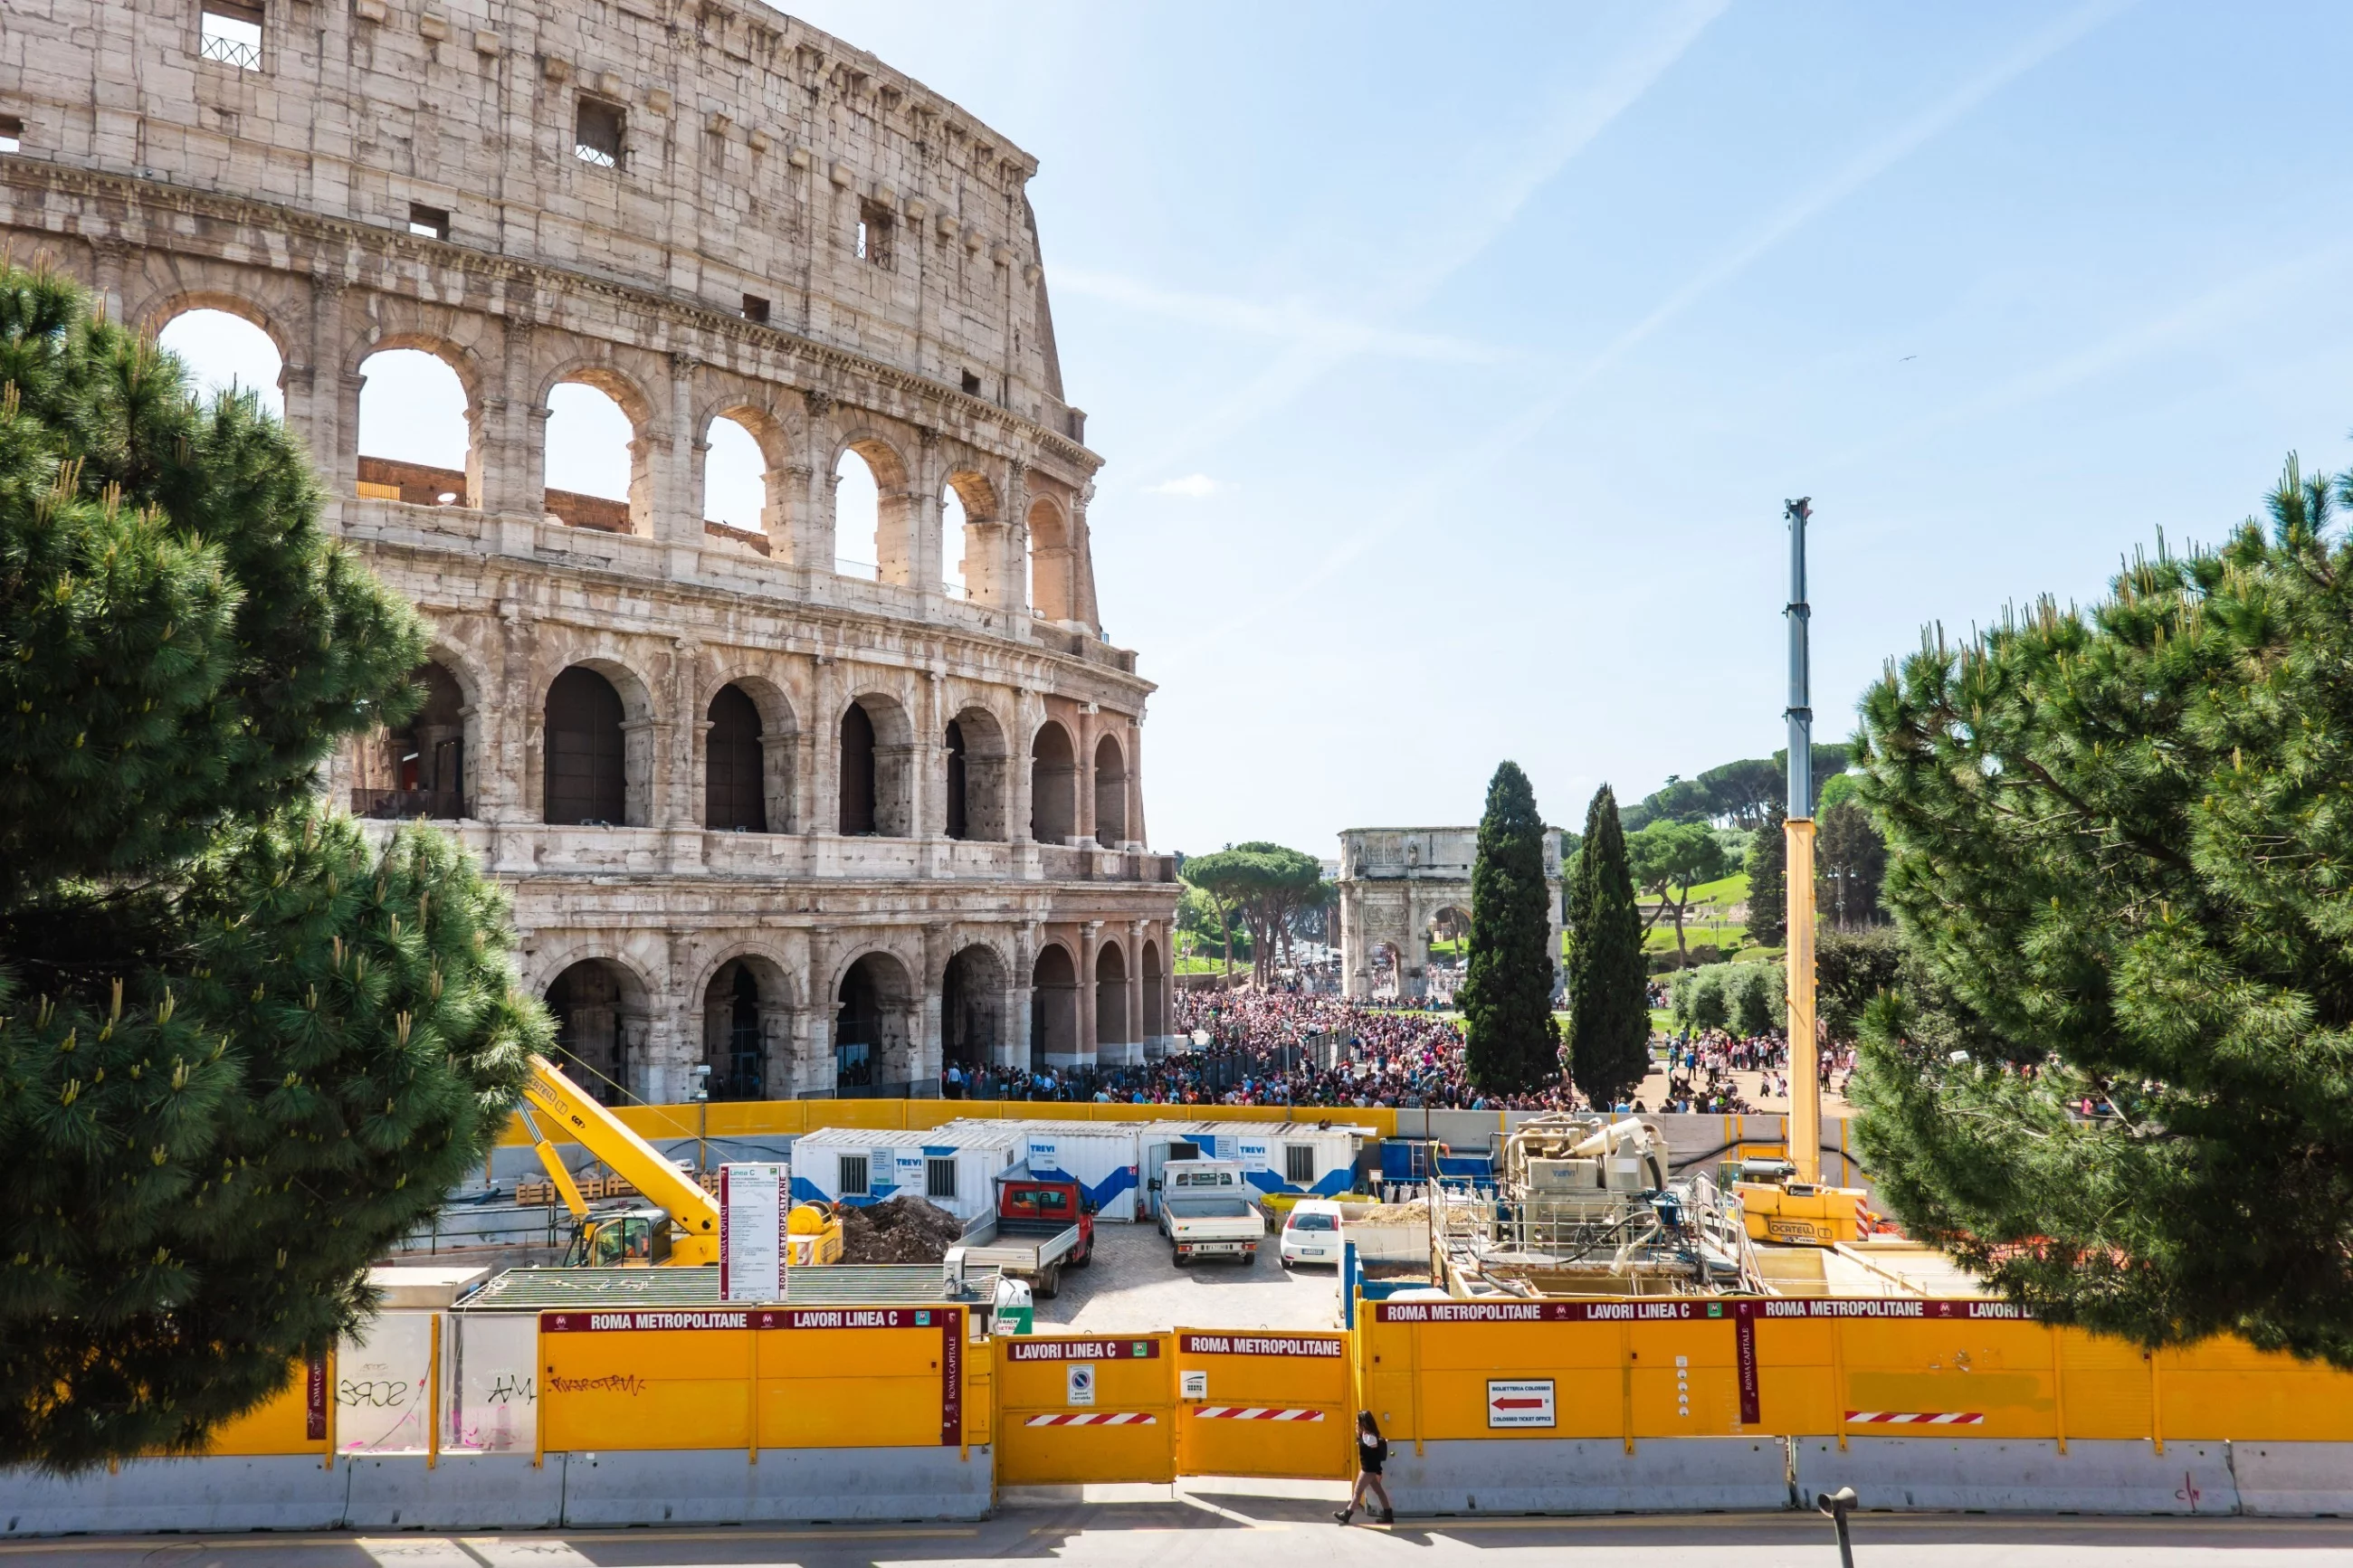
519;1054;719;1261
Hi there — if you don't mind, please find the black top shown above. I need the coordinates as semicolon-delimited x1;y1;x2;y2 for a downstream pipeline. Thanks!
1358;1430;1389;1474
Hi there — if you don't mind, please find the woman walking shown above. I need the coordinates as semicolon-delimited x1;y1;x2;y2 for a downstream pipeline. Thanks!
1335;1410;1394;1525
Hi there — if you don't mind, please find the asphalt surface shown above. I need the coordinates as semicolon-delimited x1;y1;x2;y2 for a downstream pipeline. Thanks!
5;1494;2352;1567
1034;1217;1342;1335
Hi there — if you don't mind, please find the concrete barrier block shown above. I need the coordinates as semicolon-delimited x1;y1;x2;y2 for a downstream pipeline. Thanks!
1383;1438;1793;1516
0;1455;350;1536
1795;1437;2234;1514
342;1452;567;1528
557;1446;993;1525
2232;1443;2353;1515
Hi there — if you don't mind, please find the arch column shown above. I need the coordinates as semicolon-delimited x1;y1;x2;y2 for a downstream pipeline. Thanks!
1078;920;1100;1069
1011;926;1037;1072
795;390;837;569
919;922;948;1094
1074;705;1096;848
1125;919;1146;1068
292;275;347;473
651;353;700;568
803;927;834;1097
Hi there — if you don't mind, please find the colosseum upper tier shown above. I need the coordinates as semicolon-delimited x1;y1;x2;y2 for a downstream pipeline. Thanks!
1;0;1180;1100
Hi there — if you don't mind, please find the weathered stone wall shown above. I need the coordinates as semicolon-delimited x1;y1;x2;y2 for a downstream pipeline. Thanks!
1336;828;1563;1003
0;0;1175;1096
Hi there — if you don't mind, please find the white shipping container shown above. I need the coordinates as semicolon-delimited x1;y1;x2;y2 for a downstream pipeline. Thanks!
1140;1121;1367;1202
788;1126;1016;1221
943;1119;1146;1221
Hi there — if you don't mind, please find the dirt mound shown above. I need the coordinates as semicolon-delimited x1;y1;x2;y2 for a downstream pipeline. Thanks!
836;1194;967;1265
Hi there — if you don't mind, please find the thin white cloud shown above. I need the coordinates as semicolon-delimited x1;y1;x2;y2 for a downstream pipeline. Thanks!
1174;1;2130;654
1123;0;1733;474
1148;473;1224;498
1054;267;1513;365
1823;235;2353;472
1554;0;2136;399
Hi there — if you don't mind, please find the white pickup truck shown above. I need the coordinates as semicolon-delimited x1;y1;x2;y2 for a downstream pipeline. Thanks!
1156;1158;1266;1266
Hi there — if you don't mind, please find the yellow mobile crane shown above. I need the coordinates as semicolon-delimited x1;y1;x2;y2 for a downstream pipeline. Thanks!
519;1054;719;1267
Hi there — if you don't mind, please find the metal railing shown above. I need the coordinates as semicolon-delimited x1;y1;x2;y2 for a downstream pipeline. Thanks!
198;32;262;69
350;787;468;822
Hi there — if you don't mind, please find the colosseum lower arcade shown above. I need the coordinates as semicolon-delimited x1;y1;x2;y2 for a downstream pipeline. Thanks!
1;0;1177;1099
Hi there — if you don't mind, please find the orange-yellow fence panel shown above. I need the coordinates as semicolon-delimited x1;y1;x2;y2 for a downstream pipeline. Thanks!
2050;1326;2153;1441
1174;1329;1352;1478
2158;1339;2353;1442
539;1309;754;1450
996;1334;1174;1485
203;1356;329;1457
755;1307;969;1449
1837;1312;2053;1438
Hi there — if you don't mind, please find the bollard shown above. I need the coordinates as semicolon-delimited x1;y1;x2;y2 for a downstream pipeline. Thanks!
1815;1485;1857;1568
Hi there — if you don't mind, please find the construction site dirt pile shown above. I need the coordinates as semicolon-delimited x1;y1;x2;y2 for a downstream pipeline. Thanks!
836;1196;966;1264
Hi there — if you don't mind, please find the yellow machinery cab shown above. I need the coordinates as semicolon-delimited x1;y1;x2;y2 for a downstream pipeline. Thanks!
1728;1156;1872;1247
786;1202;844;1266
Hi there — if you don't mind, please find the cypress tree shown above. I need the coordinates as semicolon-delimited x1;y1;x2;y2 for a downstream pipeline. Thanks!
1745;802;1787;947
0;266;543;1468
1566;785;1651;1107
1459;761;1559;1091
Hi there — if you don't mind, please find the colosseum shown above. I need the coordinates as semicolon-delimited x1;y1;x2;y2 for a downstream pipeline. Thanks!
0;0;1180;1101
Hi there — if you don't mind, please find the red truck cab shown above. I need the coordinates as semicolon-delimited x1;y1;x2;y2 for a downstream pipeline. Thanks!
997;1175;1096;1267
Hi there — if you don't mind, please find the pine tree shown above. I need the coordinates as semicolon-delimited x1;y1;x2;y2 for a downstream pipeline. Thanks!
1459;761;1560;1091
0;266;543;1468
1566;785;1650;1107
1851;453;2353;1366
1745;803;1786;947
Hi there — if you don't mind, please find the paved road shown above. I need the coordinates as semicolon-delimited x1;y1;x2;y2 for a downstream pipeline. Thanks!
1034;1219;1340;1335
5;1495;2351;1568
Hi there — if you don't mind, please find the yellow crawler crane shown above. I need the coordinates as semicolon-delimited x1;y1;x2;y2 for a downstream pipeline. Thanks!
519;1053;720;1267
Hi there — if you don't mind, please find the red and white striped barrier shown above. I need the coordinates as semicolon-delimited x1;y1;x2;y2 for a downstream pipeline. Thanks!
1845;1411;1985;1425
1023;1411;1158;1427
1191;1407;1326;1421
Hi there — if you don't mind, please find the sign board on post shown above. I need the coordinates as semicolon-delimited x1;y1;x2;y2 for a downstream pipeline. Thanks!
1486;1380;1556;1429
1067;1364;1096;1407
719;1163;785;1303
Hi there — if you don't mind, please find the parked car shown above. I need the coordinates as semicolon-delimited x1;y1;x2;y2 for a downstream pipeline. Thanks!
1156;1157;1265;1266
1279;1198;1345;1269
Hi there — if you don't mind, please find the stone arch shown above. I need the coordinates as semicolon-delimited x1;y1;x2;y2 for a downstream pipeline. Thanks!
830;428;914;584
703;682;767;833
1030;718;1077;844
352;335;482;508
699;949;796;1101
135;286;298;370
1092;730;1128;848
833;947;919;1095
540;657;658;826
352;655;471;821
1140;937;1167;1041
697;398;794;554
1095;938;1129;1051
941;942;1009;1073
539;357;659;534
944;701;1011;842
1030;942;1079;1069
151;299;291;421
701;670;798;833
1027;493;1072;622
839;689;916;837
542;955;655;1105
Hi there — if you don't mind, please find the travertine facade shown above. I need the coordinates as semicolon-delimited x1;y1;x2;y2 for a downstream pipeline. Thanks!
0;0;1177;1098
1336;829;1562;1003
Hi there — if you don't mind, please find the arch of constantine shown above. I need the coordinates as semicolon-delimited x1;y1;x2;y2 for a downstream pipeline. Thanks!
0;0;1176;1098
1336;828;1562;1003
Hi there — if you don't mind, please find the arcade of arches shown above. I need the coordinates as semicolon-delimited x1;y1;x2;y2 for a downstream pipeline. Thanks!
535;927;1173;1104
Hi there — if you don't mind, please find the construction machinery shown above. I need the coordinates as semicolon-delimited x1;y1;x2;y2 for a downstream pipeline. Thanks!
1430;1113;1759;1297
519;1054;719;1267
1729;1155;1874;1247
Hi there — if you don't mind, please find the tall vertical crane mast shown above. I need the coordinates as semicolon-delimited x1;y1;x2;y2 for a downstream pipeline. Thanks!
1783;498;1821;1184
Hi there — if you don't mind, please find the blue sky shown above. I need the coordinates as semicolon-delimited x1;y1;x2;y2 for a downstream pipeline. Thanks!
167;3;2353;860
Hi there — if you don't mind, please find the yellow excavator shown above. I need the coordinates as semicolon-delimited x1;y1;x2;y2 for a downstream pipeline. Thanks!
519;1054;719;1267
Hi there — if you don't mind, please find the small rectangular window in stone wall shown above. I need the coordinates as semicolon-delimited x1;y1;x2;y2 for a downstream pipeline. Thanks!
0;116;23;154
575;98;624;168
199;0;264;70
856;201;895;267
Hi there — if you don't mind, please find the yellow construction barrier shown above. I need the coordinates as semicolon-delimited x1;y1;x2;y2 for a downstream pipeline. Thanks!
995;1334;1175;1485
200;1354;331;1459
538;1306;976;1455
1174;1329;1352;1478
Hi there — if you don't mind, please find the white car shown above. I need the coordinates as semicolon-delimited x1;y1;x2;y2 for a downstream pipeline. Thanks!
1279;1200;1345;1269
